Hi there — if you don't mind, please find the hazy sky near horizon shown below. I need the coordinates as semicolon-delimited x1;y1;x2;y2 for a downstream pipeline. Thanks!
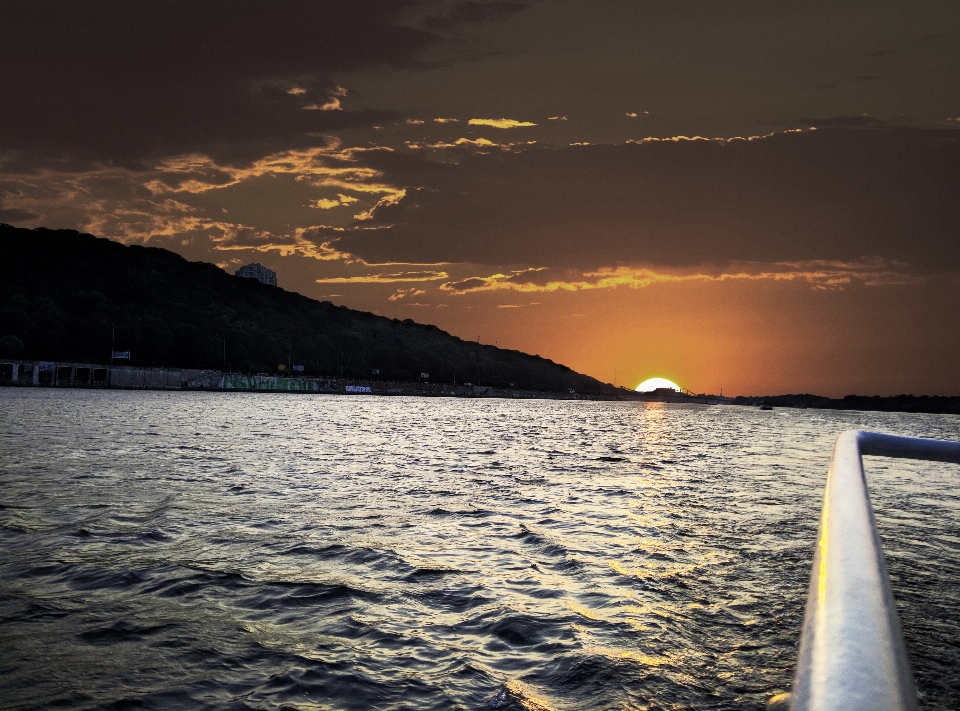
2;0;959;395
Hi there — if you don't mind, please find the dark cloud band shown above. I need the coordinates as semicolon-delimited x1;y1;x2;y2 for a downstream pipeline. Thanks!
0;1;529;170
327;127;960;273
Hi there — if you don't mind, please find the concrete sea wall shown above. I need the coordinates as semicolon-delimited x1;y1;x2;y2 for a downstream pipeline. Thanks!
0;360;735;403
0;359;601;400
0;360;211;389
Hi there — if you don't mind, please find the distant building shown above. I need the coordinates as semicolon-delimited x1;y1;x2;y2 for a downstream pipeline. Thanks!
235;263;277;286
651;387;679;395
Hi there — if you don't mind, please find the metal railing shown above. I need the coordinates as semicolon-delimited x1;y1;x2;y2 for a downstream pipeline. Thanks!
786;430;960;711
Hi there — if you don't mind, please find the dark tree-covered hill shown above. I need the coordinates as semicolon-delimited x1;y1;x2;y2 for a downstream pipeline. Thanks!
0;224;610;393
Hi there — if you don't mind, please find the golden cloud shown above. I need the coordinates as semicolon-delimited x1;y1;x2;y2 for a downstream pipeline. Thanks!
405;137;536;152
468;118;537;128
353;189;407;221
387;287;426;301
315;270;449;284
311;193;360;209
626;128;810;146
304;85;347;111
1;143;409;264
18;166;362;262
191;224;353;261
149;143;392;195
440;260;921;294
142;144;409;228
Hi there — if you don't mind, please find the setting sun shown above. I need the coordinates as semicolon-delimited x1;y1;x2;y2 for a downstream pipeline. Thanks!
636;377;681;393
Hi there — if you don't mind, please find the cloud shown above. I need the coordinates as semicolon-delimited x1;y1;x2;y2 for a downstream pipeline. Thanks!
434;118;460;123
329;127;960;273
0;1;490;171
0;158;367;262
0;2;544;172
146;145;407;222
423;1;528;30
547;116;567;121
315;270;449;284
387;287;426;301
407;138;494;149
10;125;960;281
312;193;360;209
0;208;40;223
439;259;922;294
219;227;354;261
468;118;537;128
0;140;420;264
353;190;407;221
405;137;535;151
439;277;490;292
304;86;348;111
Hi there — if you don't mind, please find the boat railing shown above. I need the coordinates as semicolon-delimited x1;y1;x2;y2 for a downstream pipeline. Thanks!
784;430;960;711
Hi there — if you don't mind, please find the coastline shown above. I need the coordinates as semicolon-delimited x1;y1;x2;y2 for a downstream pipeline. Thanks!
10;358;953;414
0;358;625;401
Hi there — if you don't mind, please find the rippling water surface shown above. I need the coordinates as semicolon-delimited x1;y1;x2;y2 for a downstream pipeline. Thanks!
1;389;959;710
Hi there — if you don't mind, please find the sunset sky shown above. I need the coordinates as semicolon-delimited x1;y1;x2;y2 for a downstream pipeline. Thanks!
3;0;959;396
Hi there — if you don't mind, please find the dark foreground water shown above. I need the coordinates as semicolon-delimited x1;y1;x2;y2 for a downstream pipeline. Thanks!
1;390;958;711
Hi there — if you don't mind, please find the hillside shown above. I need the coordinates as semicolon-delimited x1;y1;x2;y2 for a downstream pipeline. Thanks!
0;224;610;394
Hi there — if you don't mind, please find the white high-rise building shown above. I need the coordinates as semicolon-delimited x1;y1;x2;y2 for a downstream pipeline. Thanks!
235;263;277;286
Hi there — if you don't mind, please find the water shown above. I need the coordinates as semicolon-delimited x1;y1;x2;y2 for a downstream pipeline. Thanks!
1;389;958;711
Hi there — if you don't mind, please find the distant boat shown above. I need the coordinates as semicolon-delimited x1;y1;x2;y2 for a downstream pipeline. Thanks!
759;401;773;410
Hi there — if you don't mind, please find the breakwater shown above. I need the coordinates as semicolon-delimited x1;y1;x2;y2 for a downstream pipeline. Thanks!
0;359;603;400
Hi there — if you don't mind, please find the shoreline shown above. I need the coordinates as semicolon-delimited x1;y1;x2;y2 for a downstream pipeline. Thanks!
11;358;954;414
0;358;625;401
0;358;736;403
